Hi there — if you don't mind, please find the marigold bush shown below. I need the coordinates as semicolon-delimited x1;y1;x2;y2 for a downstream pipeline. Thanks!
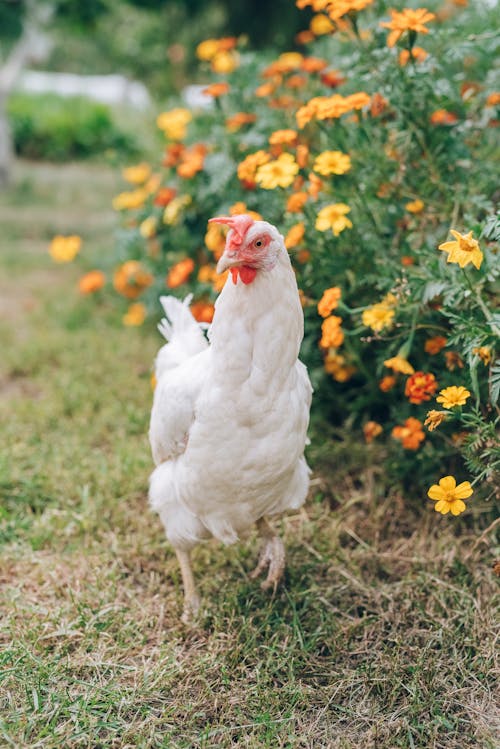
62;0;499;506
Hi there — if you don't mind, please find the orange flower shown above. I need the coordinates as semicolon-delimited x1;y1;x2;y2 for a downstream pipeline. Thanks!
225;112;257;132
308;173;323;198
202;82;230;97
190;300;215;323
317;287;341;318
154;187;177;206
320;316;344;348
430;109;459;125
269;129;298;146
370;93;389;117
425;336;447;354
364;421;383;443
113;261;153;299
392;417;425;450
295;30;315;44
379;375;396;392
163;143;185;168
325;352;356;382
123;302;146;327
486;92;500;106
401;256;415;266
301;56;328;73
405;372;438;404
255;82;275;97
285;222;305;249
380;8;436;48
286;191;308;213
177;145;206;178
237;150;271;187
444;351;464;371
78;270;105;295
229;202;263;221
398;46;428;65
166;258;195;288
320;70;346;88
287;74;307;89
295;144;309;169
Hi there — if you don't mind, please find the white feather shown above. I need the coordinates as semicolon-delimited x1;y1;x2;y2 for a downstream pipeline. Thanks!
148;243;312;552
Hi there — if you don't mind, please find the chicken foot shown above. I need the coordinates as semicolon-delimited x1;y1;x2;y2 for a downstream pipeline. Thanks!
175;549;200;624
249;517;285;591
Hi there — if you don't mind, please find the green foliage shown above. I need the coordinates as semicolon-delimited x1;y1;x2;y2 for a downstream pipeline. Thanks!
77;1;498;503
7;92;140;160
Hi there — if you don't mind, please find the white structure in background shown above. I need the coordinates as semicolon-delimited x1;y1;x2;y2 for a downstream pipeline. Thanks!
182;84;213;111
17;71;152;110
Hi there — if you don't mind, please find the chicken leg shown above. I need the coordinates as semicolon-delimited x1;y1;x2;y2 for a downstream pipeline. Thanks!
175;549;200;624
249;517;285;591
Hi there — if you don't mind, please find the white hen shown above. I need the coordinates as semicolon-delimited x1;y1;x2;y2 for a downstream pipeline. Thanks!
149;214;312;621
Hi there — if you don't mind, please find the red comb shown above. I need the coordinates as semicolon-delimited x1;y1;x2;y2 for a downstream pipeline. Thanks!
208;214;255;246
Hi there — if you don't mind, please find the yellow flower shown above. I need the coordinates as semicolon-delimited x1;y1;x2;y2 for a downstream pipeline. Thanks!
163;195;192;225
122;162;151;185
196;39;220;61
123;303;146;327
313;151;351;176
48;235;82;263
362;303;395;332
316;203;352;236
156;108;192;141
383;355;415;374
436;385;471;408
256;153;299;189
211;50;240;73
424;410;448;431
380;8;436;48
310;14;335;35
427;475;473;515
405;199;425;214
112;189;148;211
472;346;492;365
438;230;483;270
139;216;157;239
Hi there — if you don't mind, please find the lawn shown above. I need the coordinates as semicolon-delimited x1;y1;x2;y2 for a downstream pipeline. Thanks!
0;162;498;748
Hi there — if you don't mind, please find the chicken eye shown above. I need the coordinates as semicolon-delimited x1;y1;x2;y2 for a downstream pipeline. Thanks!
254;239;263;247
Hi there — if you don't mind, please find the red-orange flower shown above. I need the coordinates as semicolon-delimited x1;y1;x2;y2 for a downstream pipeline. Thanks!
430;109;459;125
424;336;447;354
154;187;177;206
405;372;438;404
166;258;195;288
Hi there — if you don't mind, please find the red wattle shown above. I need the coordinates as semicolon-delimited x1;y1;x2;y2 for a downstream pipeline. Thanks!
229;266;258;285
239;266;258;284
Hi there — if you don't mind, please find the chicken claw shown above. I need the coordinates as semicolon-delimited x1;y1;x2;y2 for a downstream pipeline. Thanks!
249;519;286;591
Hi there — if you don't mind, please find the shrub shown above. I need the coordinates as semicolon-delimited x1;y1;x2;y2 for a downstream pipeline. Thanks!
63;0;499;507
7;93;140;160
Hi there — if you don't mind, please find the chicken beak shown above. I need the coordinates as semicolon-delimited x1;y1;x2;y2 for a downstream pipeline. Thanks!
216;251;239;274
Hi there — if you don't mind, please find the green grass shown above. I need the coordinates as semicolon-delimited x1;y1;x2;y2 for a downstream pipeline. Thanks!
0;162;498;748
